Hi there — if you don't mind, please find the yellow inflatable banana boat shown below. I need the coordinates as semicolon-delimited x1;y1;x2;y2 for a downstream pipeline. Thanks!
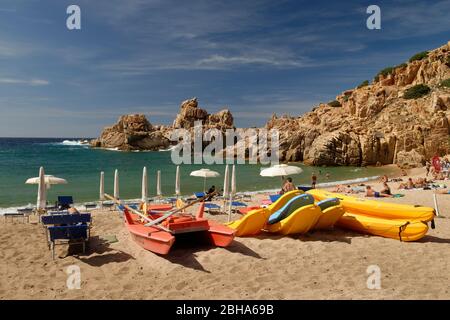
337;212;429;242
227;190;302;236
266;204;322;235
307;189;435;222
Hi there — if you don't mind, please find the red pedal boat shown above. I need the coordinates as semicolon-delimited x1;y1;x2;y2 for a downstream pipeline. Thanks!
123;202;235;255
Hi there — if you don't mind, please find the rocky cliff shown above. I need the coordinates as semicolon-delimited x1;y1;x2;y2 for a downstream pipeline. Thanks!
268;41;450;168
92;42;450;168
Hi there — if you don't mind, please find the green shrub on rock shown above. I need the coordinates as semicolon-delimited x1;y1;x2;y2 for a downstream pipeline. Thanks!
357;80;369;88
328;100;342;108
403;84;431;99
409;51;428;62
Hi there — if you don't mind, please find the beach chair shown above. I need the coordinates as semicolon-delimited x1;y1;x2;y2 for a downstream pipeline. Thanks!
297;185;312;192
231;201;247;210
41;213;91;259
3;212;27;223
269;194;281;203
84;202;97;210
204;203;221;214
57;196;73;210
195;192;206;199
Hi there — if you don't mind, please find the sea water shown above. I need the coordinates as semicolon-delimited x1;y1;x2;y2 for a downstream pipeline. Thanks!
0;138;396;212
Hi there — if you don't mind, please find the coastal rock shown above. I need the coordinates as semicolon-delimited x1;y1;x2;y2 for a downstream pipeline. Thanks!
173;98;234;130
268;42;450;168
92;98;235;151
173;98;209;129
90;114;170;151
91;42;449;167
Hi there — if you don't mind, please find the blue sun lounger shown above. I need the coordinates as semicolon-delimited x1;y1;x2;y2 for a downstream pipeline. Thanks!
231;201;247;208
269;194;281;203
204;203;221;213
195;192;206;199
41;213;91;259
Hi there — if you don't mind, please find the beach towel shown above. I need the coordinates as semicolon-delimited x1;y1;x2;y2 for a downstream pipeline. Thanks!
393;194;405;198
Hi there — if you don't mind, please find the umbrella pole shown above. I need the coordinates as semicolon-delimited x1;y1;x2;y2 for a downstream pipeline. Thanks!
227;193;233;222
203;177;206;193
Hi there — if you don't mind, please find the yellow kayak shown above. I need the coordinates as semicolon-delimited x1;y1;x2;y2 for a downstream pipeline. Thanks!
266;204;322;235
307;189;435;222
227;190;302;236
313;205;345;230
337;212;429;242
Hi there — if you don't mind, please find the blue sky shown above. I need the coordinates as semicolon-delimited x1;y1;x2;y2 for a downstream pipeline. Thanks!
0;0;449;137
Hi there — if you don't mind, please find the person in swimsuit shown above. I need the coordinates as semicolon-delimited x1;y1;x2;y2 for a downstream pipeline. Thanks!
380;182;393;197
311;173;317;189
281;177;296;194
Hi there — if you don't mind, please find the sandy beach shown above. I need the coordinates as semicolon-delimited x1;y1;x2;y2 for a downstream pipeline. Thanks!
1;166;449;300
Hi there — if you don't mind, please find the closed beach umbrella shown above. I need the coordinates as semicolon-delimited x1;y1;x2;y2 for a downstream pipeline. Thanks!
260;164;303;177
231;165;236;196
142;167;148;202
223;165;230;198
114;169;119;199
99;171;105;201
190;168;220;193
156;170;162;197
175;166;181;196
36;167;46;210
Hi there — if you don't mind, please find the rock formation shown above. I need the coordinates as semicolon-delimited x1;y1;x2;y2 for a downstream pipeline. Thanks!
90;114;170;151
173;97;234;130
91;42;450;168
91;98;234;151
267;42;450;168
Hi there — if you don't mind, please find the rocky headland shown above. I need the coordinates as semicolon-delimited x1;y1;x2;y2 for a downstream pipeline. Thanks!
91;41;450;168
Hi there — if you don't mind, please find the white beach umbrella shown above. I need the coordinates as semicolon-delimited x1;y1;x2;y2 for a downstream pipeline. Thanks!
26;175;67;189
156;170;162;197
142;167;148;202
190;168;220;193
114;169;120;199
223;165;230;198
175;166;181;196
260;164;303;177
99;171;105;201
36;167;46;210
231;165;236;196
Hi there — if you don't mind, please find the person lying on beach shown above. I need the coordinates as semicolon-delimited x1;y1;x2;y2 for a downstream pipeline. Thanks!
380;182;392;197
365;185;391;198
413;177;429;188
68;206;80;214
280;177;296;194
399;178;415;189
332;184;346;193
379;175;388;183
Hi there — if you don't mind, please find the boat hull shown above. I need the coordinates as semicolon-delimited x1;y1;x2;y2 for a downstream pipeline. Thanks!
124;211;235;255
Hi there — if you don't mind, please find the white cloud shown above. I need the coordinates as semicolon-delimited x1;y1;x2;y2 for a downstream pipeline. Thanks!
0;78;49;86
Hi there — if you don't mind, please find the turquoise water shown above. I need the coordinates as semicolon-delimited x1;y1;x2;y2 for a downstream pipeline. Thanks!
0;138;395;210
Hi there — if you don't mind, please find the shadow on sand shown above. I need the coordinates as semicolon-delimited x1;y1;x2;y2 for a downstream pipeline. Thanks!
252;228;354;244
162;233;262;272
417;235;450;244
70;236;135;266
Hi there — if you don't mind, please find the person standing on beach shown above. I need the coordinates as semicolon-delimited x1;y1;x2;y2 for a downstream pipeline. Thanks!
425;160;431;176
311;172;317;189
